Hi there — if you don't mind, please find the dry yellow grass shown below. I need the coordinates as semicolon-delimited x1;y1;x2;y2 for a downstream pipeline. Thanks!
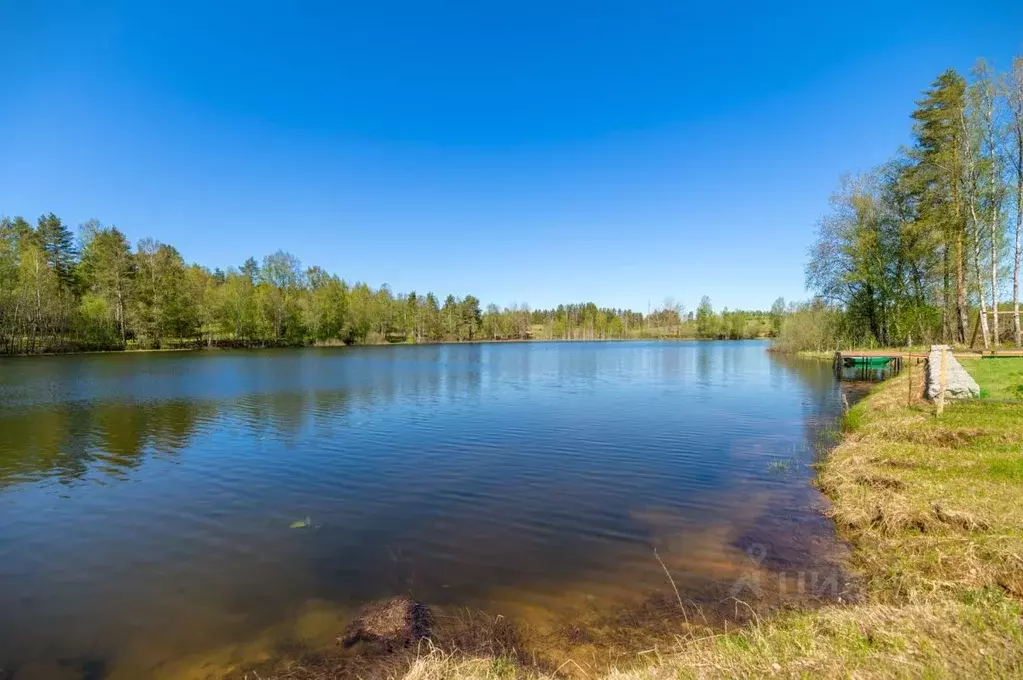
816;370;1023;601
392;590;1023;678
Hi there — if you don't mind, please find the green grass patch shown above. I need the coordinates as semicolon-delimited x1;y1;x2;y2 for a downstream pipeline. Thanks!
795;350;835;361
958;356;1023;401
987;457;1023;482
842;401;866;432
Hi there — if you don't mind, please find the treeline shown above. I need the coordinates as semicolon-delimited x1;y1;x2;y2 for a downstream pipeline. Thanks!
777;57;1023;353
505;297;777;342
0;215;779;354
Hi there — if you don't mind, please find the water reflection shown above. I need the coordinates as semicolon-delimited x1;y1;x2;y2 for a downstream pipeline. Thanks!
836;364;899;382
0;342;849;678
0;400;217;487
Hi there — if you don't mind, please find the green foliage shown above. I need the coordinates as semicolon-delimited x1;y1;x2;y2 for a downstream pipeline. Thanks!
796;58;1023;351
695;295;714;337
770;297;786;335
773;300;849;352
806;166;943;348
0;213;785;353
36;212;78;290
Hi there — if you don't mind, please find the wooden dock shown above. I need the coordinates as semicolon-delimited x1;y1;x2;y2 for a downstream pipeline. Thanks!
834;352;904;373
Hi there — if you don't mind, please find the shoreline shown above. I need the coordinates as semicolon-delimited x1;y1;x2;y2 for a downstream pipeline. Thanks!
265;367;1023;679
0;335;775;359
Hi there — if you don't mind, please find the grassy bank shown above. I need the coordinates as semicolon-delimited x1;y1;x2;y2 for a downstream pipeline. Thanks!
794;350;835;361
352;369;1023;679
789;347;937;362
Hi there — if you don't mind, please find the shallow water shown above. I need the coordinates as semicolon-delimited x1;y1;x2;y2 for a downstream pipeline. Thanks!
0;341;848;678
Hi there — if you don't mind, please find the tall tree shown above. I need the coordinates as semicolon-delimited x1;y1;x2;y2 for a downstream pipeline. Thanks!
185;265;219;347
134;239;191;347
961;61;1009;348
422;292;441;341
36;213;77;290
460;295;482;341
241;256;260;284
303;266;347;342
405;291;420;342
260;250;304;342
908;70;969;343
963;69;991;348
1006;56;1023;345
980;62;1006;347
770;297;786;336
79;225;135;344
696;296;715;338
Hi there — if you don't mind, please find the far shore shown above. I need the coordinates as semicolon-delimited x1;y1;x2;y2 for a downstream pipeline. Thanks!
0;335;775;358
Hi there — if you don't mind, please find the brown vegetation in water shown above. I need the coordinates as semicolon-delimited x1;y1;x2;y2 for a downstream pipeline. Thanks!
339;597;431;653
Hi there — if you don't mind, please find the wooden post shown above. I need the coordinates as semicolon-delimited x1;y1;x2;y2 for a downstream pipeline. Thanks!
937;348;947;417
907;356;913;406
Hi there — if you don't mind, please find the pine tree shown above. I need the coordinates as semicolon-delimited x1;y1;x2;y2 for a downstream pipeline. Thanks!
906;70;969;343
36;212;78;290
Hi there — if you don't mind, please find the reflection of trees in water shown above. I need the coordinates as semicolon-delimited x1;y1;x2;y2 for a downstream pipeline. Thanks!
555;344;601;384
0;399;219;487
486;343;531;385
441;342;482;399
836;365;895;383
691;341;765;385
0;348;488;487
768;353;840;395
654;343;683;379
696;344;713;385
0;406;91;485
771;355;846;460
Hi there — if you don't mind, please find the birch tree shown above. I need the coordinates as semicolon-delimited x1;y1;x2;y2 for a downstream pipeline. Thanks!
984;67;1003;347
963;65;991;348
1006;56;1023;345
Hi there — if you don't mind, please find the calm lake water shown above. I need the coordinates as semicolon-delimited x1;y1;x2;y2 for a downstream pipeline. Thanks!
0;341;849;679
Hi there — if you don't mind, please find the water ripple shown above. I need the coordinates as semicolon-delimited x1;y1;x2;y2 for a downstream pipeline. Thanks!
0;342;845;675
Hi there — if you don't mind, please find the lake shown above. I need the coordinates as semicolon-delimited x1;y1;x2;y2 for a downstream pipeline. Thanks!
0;341;851;679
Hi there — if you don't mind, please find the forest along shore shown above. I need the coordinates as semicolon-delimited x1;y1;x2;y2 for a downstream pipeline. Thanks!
276;367;1023;680
1;214;785;355
0;334;775;358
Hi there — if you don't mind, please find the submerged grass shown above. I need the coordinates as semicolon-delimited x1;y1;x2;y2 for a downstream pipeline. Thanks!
265;371;1023;679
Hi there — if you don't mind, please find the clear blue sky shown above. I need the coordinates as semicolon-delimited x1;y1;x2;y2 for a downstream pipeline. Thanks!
2;1;1021;313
